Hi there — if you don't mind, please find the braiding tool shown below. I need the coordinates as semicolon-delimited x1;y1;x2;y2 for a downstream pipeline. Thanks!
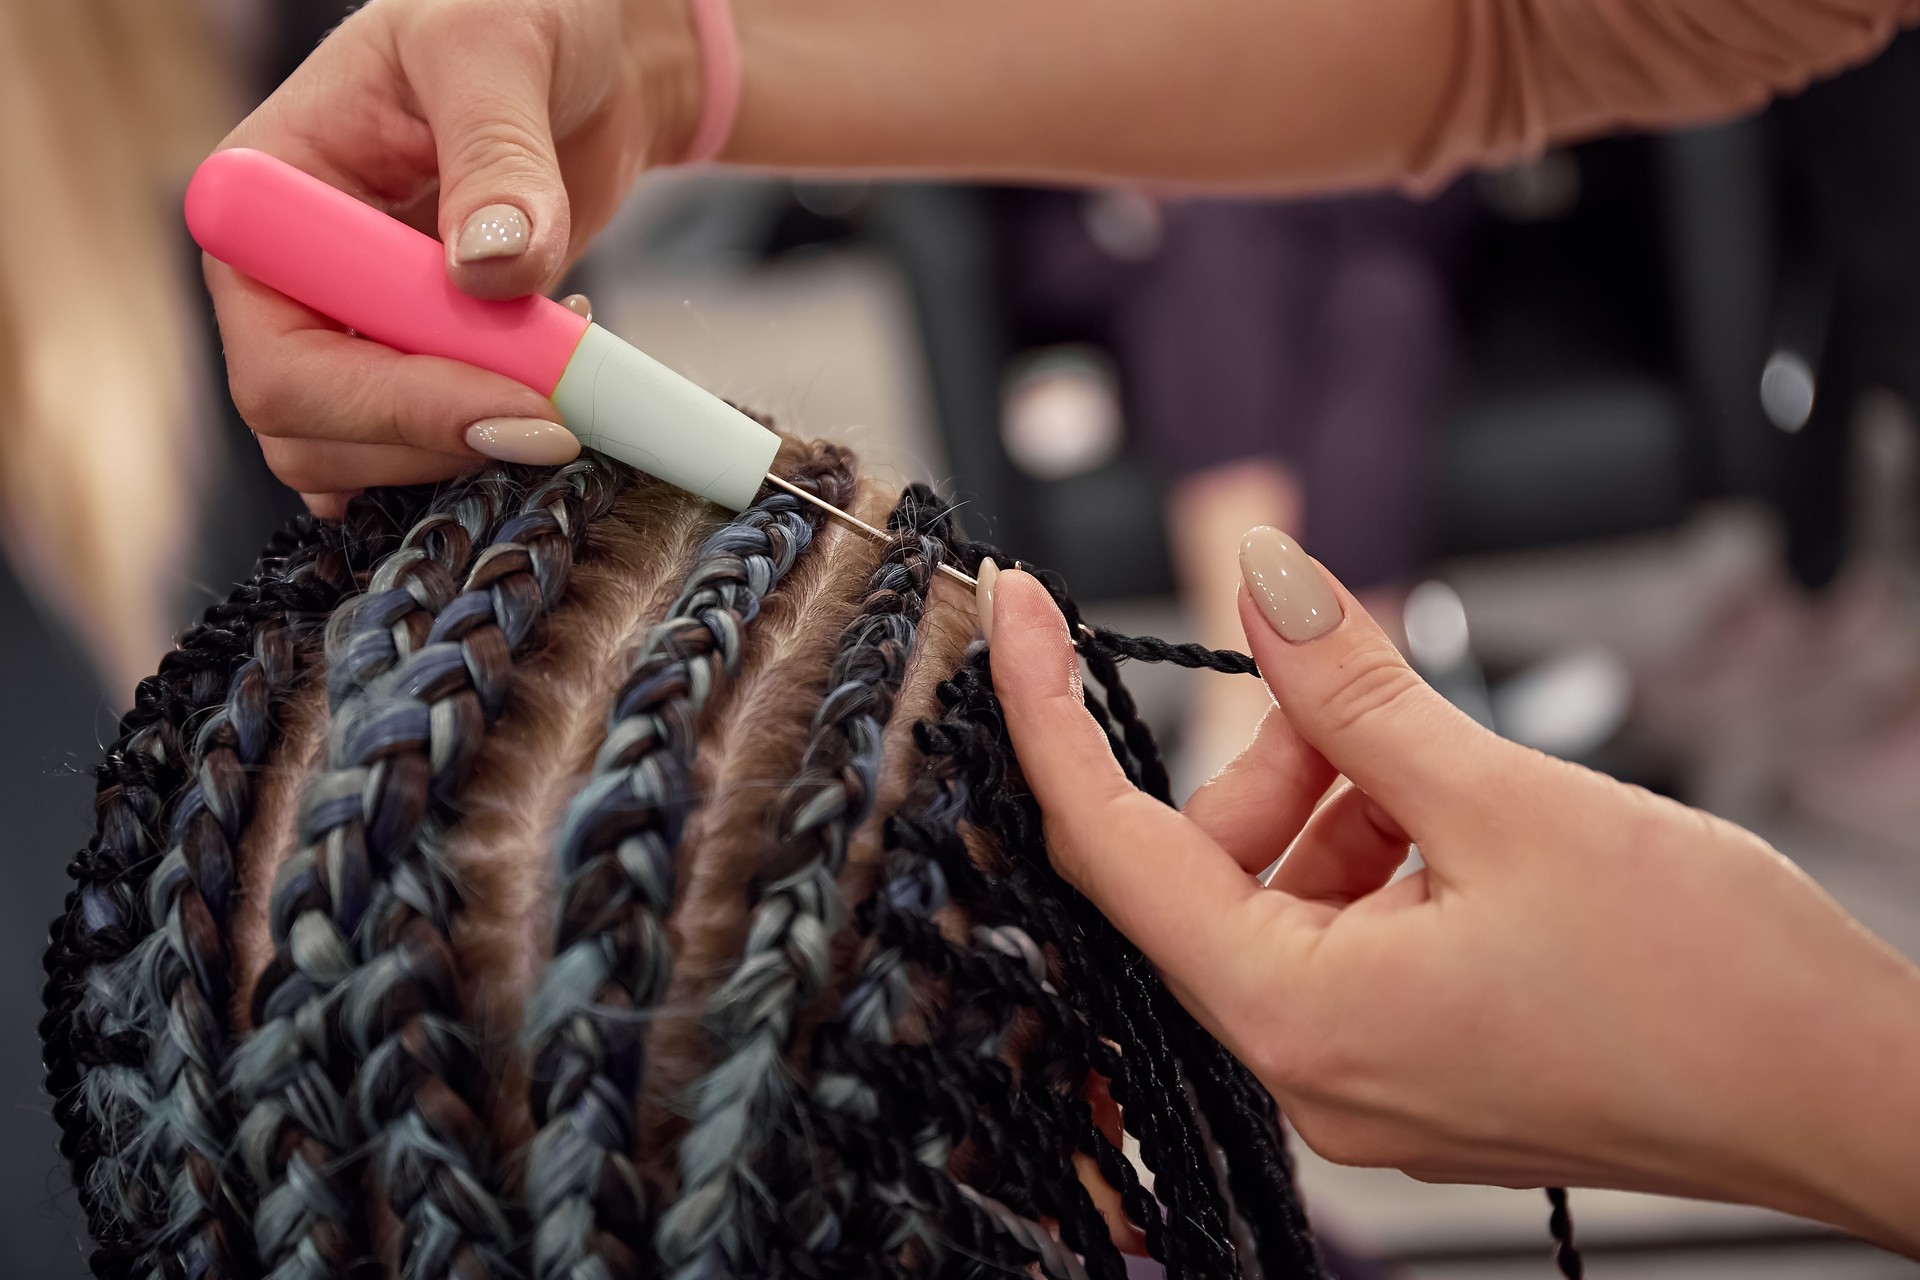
185;148;981;590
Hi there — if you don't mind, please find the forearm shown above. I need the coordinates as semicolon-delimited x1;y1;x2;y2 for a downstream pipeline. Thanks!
695;0;1917;193
724;0;1453;192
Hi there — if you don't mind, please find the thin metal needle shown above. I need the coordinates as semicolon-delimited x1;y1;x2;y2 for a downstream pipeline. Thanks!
763;473;979;590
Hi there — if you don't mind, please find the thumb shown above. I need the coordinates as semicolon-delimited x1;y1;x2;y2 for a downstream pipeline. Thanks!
399;5;571;300
1237;526;1522;847
989;570;1323;1021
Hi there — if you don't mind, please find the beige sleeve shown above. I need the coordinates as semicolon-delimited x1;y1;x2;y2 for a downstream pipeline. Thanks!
1405;0;1920;189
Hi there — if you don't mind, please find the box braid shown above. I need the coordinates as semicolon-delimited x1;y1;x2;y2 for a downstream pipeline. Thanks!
522;447;854;1280
231;464;595;1280
44;491;432;1280
338;456;629;1279
809;732;1148;1280
654;485;951;1280
102;474;555;1280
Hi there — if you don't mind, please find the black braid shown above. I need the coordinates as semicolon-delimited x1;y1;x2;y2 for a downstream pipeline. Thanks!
232;469;550;1280
45;491;430;1280
1070;621;1323;1275
1547;1188;1583;1278
809;703;1133;1280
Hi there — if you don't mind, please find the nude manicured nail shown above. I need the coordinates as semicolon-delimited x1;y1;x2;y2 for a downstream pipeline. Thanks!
465;418;580;465
976;557;1000;644
454;203;530;262
1239;526;1341;642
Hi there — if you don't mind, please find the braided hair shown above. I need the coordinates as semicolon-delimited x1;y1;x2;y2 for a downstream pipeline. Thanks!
46;441;1582;1280
44;491;431;1280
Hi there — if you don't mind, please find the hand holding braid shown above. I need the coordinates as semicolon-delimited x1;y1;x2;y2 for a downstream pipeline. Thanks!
232;466;581;1280
656;490;944;1280
525;449;851;1280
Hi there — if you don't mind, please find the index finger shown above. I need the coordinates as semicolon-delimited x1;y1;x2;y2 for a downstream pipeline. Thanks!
207;257;564;455
987;570;1325;1019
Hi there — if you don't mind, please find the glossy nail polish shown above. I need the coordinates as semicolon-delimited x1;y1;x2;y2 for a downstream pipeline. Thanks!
976;557;1000;643
1239;526;1341;642
465;418;580;465
454;203;530;263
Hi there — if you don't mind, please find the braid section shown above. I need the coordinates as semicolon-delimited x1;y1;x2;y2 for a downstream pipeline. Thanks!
655;488;945;1280
47;493;428;1279
524;449;853;1280
339;457;626;1279
232;466;588;1280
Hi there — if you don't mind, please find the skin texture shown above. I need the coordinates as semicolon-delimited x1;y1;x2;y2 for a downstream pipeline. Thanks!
987;560;1920;1256
208;0;1917;503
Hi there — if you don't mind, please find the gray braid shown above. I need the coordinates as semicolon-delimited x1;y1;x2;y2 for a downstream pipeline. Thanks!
230;465;575;1280
655;497;939;1280
523;448;854;1280
338;456;625;1280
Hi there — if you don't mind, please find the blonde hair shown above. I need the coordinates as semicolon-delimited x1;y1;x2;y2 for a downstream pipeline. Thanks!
0;0;230;692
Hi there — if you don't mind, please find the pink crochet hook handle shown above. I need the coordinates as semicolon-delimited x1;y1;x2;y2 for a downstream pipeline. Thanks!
185;148;780;510
186;148;586;393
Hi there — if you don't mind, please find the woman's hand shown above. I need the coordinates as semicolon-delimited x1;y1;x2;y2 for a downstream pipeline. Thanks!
208;0;698;507
986;528;1920;1256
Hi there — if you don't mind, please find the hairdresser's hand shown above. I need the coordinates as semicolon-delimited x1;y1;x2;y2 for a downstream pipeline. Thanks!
986;532;1920;1256
206;0;699;506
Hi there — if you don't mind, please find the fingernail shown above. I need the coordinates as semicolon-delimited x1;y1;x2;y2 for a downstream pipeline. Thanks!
976;557;1000;644
559;292;593;320
454;203;530;263
465;418;580;465
1239;526;1341;642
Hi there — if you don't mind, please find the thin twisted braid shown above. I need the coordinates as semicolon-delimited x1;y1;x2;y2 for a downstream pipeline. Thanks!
1072;623;1320;1276
524;447;853;1280
335;457;628;1280
844;770;1162;1279
47;494;429;1280
232;466;572;1280
656;488;945;1280
809;673;1134;1280
929;647;1250;1278
116;476;538;1280
948;561;1301;1270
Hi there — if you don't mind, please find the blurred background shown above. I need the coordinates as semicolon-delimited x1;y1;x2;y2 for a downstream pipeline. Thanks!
5;2;1919;1276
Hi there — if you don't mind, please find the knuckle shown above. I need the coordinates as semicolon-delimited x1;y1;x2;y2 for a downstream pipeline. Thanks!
446;115;552;189
225;366;280;432
259;439;322;493
1319;649;1427;739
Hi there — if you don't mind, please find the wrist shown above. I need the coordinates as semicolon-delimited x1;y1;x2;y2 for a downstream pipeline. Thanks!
624;0;703;167
1733;954;1920;1255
